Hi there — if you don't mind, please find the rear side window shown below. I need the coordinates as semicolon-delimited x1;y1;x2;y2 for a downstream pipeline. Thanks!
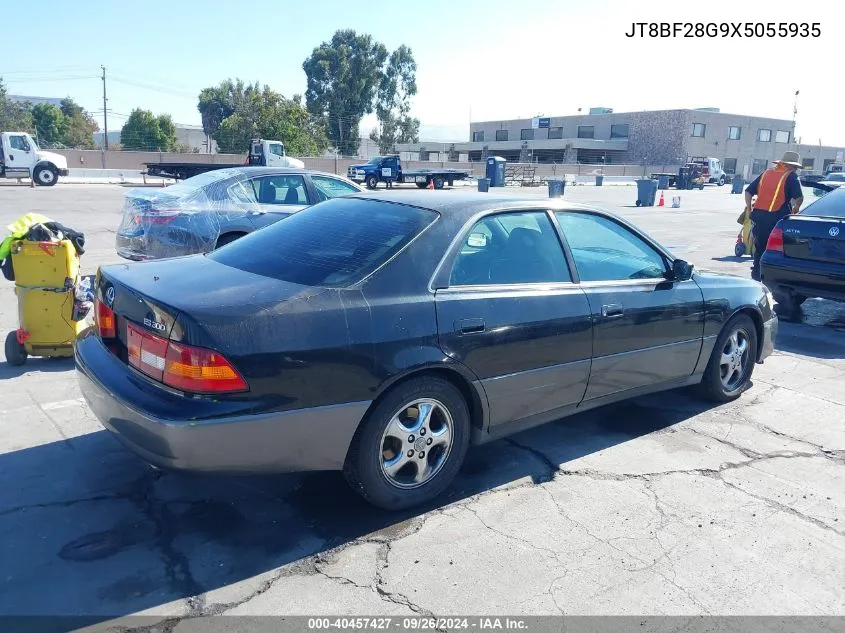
801;188;845;218
208;198;437;287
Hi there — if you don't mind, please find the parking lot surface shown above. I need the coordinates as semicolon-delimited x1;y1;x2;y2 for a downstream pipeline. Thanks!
1;183;843;626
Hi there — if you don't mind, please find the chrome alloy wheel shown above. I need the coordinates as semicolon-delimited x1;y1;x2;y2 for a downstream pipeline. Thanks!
719;327;750;391
379;398;453;489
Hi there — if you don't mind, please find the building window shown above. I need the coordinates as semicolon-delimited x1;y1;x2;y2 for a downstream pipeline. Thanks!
728;126;741;140
610;124;629;139
548;126;563;139
775;130;790;144
472;131;484;142
802;158;815;170
577;126;594;139
691;123;706;137
723;158;737;174
752;159;768;175
520;129;534;141
495;129;508;142
757;129;771;142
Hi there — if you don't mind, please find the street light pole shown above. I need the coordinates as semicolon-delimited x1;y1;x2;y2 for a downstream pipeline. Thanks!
791;90;799;149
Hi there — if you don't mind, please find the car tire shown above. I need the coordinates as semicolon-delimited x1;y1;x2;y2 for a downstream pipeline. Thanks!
215;232;246;249
366;175;379;190
416;182;428;189
773;290;807;312
34;164;58;187
734;242;745;258
5;331;27;366
433;176;445;190
697;313;757;403
718;176;726;186
343;375;471;511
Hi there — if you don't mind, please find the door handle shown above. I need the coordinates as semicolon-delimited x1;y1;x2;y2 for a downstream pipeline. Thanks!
601;304;624;318
457;318;485;334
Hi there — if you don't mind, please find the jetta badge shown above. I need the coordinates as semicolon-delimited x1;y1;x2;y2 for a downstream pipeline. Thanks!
830;226;840;237
105;286;115;307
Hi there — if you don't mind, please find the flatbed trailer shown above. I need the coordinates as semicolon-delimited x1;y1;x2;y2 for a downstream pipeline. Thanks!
348;155;472;189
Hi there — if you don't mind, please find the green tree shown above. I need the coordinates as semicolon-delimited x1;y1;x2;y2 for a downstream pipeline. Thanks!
369;45;420;153
119;108;178;151
197;79;254;140
302;30;388;156
59;98;99;149
214;85;328;155
30;103;69;147
0;78;33;132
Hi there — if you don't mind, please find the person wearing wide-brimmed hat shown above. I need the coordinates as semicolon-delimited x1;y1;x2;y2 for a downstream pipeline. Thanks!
744;151;804;281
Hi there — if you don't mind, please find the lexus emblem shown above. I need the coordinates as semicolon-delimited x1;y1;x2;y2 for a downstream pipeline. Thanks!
105;286;115;306
830;226;841;237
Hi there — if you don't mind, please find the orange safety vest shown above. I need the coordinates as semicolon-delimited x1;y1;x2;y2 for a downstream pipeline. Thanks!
753;167;791;212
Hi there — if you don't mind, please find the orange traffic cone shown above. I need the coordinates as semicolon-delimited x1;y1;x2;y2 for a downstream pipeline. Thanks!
658;191;665;206
427;179;434;190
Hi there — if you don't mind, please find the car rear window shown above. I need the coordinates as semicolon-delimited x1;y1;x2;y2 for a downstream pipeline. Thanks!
207;197;437;287
800;187;845;218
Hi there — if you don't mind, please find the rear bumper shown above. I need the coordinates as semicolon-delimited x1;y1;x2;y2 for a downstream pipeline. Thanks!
75;332;368;473
761;252;845;302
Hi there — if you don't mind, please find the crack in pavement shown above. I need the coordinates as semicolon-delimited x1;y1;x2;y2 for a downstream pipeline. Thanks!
0;493;127;517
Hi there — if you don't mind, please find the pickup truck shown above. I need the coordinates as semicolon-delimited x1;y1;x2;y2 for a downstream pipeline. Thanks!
143;138;305;180
0;132;69;186
347;155;472;189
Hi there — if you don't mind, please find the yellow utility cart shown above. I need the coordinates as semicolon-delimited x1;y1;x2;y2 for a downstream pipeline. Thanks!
4;239;86;366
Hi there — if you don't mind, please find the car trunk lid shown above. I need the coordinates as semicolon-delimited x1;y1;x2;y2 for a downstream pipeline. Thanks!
781;215;845;264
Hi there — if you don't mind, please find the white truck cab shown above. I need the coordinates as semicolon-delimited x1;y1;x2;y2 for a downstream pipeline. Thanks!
0;132;69;186
689;156;726;185
246;139;305;169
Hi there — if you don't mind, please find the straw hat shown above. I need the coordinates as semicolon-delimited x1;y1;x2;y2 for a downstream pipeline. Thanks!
776;151;802;168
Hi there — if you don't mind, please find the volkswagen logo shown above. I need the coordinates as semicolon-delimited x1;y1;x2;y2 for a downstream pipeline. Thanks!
105;286;115;307
830;226;841;238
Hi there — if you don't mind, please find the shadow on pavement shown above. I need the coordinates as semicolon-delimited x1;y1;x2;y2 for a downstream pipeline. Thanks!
0;392;717;625
0;357;75;380
774;299;845;360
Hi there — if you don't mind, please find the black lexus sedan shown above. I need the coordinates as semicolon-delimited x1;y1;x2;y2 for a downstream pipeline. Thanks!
76;191;777;510
761;183;845;311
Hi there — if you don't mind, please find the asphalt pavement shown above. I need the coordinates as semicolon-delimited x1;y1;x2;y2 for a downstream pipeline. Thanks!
1;182;843;628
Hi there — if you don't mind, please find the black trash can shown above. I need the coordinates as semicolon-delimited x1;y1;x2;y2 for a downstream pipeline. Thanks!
548;179;564;198
657;175;670;190
595;175;604;187
635;179;658;207
731;177;744;194
478;178;490;192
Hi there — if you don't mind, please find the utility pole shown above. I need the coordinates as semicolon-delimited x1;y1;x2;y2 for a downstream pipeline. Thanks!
791;90;799;149
101;65;109;150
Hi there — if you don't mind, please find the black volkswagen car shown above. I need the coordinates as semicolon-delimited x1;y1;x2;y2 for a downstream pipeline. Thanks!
76;192;777;511
761;183;845;311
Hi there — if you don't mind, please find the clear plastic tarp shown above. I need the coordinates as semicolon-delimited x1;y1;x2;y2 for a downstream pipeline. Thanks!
115;169;310;261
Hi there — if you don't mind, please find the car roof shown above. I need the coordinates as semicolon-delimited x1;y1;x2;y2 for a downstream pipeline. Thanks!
223;166;356;179
346;190;602;222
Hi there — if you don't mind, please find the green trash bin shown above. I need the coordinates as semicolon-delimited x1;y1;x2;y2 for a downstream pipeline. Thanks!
548;179;565;198
595;175;604;187
478;178;490;192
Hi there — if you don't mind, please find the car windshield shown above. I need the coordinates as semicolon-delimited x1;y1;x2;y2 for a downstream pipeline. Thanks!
800;187;845;218
207;197;438;287
366;156;385;164
825;174;845;182
156;169;242;197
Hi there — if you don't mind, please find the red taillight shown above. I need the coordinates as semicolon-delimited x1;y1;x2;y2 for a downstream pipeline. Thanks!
766;226;784;252
125;322;246;394
164;341;248;394
96;299;116;338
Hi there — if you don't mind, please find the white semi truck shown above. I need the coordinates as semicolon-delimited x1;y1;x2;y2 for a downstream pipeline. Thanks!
0;131;69;186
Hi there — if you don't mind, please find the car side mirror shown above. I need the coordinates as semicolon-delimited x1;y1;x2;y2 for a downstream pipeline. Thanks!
670;259;694;281
467;233;488;248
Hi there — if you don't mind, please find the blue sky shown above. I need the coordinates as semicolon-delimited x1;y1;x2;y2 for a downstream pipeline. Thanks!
3;0;844;145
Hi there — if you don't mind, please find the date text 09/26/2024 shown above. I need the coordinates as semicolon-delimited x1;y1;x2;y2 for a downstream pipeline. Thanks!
307;618;527;630
625;22;821;38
